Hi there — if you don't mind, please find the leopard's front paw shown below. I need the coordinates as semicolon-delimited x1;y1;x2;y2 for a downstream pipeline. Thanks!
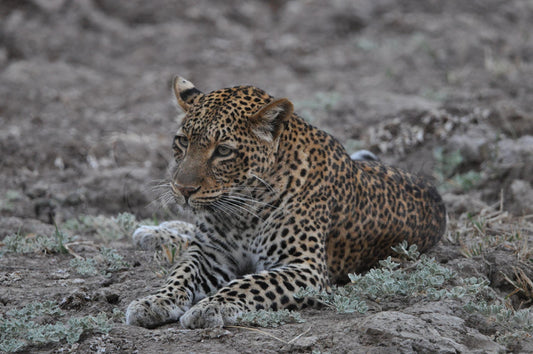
126;294;188;328
180;300;242;329
132;221;194;250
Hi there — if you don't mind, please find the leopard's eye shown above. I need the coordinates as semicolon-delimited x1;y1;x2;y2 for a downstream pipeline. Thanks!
215;145;233;157
175;135;189;149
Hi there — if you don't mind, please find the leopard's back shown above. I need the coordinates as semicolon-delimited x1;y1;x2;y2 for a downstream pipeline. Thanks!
325;159;446;282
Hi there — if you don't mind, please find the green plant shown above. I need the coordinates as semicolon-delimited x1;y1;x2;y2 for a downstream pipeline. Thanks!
391;241;420;261
464;300;533;345
61;212;139;241
0;301;114;352
69;257;98;276
1;230;72;255
296;286;368;314
100;246;131;272
69;247;130;276
236;310;305;328
53;222;69;254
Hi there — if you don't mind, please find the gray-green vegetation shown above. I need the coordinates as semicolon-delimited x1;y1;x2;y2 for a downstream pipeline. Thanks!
62;212;139;241
70;247;131;276
0;301;114;352
1;226;71;255
464;300;533;345
296;242;488;314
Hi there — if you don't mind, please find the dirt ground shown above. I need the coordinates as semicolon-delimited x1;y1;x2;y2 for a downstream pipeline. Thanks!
1;0;533;353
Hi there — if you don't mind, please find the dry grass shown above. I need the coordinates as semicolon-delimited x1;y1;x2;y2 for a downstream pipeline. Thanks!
446;193;533;260
504;267;533;307
446;192;533;308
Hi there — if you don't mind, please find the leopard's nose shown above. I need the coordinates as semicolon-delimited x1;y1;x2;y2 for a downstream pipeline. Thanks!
176;184;200;199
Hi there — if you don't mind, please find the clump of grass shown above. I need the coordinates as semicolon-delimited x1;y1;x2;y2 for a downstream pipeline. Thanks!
503;267;533;307
0;301;114;352
297;242;488;313
53;222;69;254
236;310;305;328
446;200;532;260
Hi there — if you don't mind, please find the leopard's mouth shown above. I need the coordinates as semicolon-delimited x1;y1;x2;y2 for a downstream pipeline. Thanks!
171;189;224;213
170;181;265;219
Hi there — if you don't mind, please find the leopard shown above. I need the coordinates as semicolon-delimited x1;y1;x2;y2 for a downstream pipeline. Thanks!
125;76;446;329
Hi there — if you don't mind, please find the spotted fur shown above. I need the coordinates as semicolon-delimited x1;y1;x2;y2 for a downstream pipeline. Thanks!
126;77;446;329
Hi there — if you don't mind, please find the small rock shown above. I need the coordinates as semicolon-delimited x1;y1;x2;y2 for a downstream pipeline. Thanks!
358;310;504;353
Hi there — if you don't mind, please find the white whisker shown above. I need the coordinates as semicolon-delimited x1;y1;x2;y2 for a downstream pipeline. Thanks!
225;194;276;209
249;173;275;193
221;197;264;221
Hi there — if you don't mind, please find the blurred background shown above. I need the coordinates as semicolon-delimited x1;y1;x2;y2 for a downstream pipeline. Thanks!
1;0;532;223
1;3;533;352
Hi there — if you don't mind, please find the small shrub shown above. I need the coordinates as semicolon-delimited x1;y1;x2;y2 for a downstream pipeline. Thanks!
100;247;131;272
296;287;368;314
1;230;72;255
347;255;461;300
0;301;114;352
69;257;99;276
62;212;138;241
70;247;130;276
391;241;420;261
464;300;533;345
297;242;488;313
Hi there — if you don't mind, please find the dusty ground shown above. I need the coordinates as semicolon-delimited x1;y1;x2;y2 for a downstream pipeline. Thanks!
1;0;533;353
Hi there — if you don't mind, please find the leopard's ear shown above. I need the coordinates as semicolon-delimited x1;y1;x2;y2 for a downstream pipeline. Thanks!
173;76;203;112
250;98;293;142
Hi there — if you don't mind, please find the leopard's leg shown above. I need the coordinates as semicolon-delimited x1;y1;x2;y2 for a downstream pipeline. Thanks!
126;240;235;328
180;203;330;329
180;263;327;328
132;220;195;250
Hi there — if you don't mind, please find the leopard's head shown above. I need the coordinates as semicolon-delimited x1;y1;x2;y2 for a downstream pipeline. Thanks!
169;77;293;213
